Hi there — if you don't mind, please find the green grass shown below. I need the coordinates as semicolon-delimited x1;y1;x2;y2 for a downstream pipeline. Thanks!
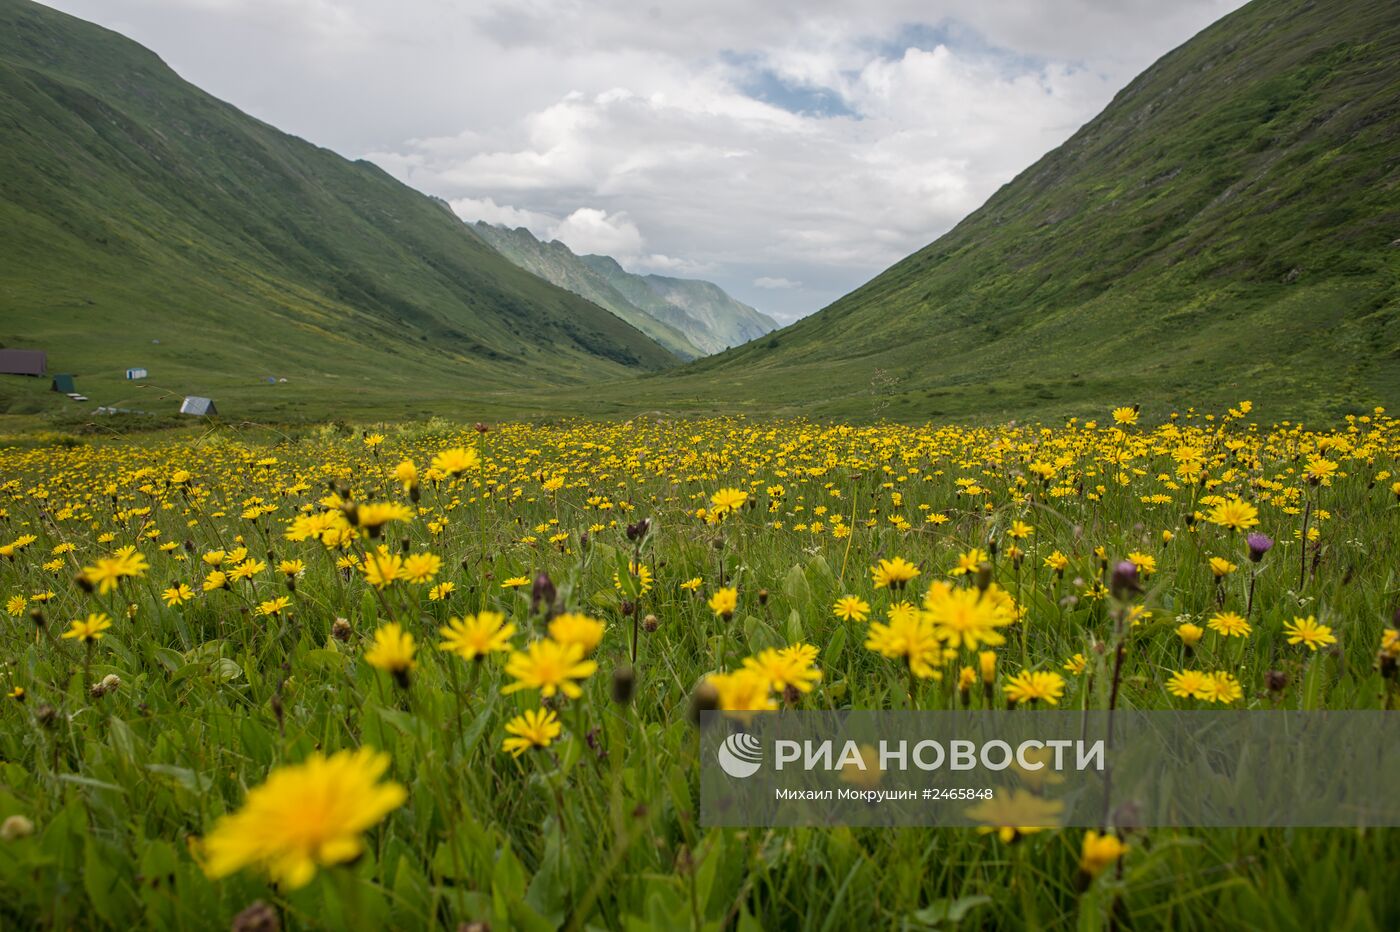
1;409;1398;929
0;0;674;426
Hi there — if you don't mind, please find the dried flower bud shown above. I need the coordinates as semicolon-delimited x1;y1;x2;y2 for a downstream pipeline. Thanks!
0;815;35;842
90;673;121;699
331;618;352;641
611;666;635;705
34;702;59;728
689;681;720;726
642;614;659;633
231;899;281;932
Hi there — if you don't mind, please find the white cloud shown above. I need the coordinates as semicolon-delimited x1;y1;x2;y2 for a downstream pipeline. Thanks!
448;196;555;232
43;0;1249;319
549;207;643;257
755;276;800;289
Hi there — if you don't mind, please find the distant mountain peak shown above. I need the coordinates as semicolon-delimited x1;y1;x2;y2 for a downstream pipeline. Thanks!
470;221;777;358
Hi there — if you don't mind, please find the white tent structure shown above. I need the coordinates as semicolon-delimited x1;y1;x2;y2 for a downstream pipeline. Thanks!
125;368;147;380
179;396;217;416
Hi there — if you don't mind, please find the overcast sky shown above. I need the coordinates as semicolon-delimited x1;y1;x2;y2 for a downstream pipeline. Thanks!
43;0;1246;323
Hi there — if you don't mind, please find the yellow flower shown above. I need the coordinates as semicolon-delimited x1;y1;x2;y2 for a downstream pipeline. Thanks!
708;587;739;619
227;558;266;582
921;581;1015;650
548;613;606;654
393;459;418;490
428;581;456;601
949;549;988;577
1127;552;1156;576
431;447;480;477
1007;520;1034;539
61;612;113;642
7;594;29;616
362;548;403;589
80;556;127;594
278;559;305;577
612;561;653;595
708;669;777;720
865;611;947;680
742;645;822;694
364;623;416;684
1111;406;1139;426
401;552;441;584
354;502;414;531
1063;653;1087;675
1207;611;1251;638
1043;550;1069;573
1176;623;1205;647
1304;456;1338;485
709;487;748;517
1206;497;1259;532
503;639;597;699
439;611;516;661
162;583;195;607
500;575;530;589
1283;615;1336;651
1167;669;1211;699
871;556;920;589
833;595;871;623
1208;556;1237;577
968;789;1065;843
978;650;996;685
1080;830;1128;877
257;596;291;617
200;747;405;889
202;570;229;592
1002;670;1065;705
502;709;562;757
680;577;703;592
1197;671;1242;703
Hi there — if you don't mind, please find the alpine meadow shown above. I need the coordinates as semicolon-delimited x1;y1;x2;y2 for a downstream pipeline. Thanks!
2;0;1400;930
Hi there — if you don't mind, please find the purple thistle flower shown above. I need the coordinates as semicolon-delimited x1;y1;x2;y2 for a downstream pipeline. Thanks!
1110;560;1141;599
1246;533;1274;563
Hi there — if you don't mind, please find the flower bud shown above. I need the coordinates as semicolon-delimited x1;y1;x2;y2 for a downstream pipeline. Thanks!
231;899;281;932
611;666;635;705
531;572;557;616
1110;561;1140;600
0;815;35;842
689;681;720;726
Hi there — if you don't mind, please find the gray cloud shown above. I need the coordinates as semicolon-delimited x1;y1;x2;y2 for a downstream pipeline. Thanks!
41;0;1247;322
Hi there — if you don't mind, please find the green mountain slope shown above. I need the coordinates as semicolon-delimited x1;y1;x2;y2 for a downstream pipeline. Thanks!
468;223;705;359
0;0;672;422
628;0;1400;421
578;255;779;356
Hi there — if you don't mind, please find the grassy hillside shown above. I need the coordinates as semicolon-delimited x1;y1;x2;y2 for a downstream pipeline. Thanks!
468;223;705;360
614;0;1400;422
0;0;672;424
579;255;778;356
